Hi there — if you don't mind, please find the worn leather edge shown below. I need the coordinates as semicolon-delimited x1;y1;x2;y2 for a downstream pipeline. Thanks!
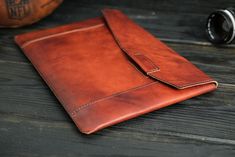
71;82;217;134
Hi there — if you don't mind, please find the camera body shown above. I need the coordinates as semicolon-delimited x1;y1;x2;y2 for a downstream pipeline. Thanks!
206;7;235;44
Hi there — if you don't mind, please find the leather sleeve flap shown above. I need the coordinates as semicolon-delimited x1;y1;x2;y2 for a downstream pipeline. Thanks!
102;9;217;89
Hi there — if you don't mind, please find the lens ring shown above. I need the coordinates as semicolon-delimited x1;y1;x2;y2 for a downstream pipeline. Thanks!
222;9;235;43
206;10;235;44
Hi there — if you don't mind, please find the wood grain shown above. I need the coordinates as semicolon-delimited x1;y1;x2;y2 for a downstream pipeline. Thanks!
0;113;235;157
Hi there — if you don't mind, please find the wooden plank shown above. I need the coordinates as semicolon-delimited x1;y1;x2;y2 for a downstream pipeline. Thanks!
0;61;70;122
0;1;235;156
0;61;234;140
169;43;235;84
77;0;235;14
0;113;235;157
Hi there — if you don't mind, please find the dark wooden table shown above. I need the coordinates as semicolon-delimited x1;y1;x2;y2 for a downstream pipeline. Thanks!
1;0;235;156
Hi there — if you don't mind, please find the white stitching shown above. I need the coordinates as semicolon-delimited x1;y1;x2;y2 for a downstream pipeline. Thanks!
71;81;158;116
148;73;217;89
22;23;105;48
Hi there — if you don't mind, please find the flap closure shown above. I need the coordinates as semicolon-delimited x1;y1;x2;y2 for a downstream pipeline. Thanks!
102;9;217;89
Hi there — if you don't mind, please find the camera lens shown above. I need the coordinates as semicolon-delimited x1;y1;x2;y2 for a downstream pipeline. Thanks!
206;8;235;44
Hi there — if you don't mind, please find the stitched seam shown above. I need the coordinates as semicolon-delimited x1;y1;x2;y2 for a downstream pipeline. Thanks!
147;69;160;74
125;59;149;79
152;74;213;88
22;23;105;48
134;53;160;72
178;79;213;87
71;78;216;117
71;82;158;116
178;79;217;88
149;73;215;89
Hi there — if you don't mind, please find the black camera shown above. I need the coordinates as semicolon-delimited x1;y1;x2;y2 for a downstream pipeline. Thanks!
206;7;235;44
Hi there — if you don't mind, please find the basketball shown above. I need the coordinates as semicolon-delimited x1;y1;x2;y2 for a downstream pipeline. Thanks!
0;0;63;28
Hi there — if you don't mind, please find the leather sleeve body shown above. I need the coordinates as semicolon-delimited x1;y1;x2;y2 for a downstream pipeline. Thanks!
15;9;218;134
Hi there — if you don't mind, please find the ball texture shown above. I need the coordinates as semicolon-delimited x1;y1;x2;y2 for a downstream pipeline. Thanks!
0;0;63;28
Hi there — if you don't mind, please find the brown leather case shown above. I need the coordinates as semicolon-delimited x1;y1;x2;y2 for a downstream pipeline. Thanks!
15;9;218;134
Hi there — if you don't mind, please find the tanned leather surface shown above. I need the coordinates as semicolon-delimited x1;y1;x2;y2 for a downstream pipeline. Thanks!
0;0;63;28
15;9;218;134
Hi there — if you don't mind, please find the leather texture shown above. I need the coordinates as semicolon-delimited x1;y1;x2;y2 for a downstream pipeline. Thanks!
15;9;218;134
0;0;63;28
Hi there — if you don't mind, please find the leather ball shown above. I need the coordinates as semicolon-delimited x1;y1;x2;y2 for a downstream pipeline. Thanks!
0;0;63;28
